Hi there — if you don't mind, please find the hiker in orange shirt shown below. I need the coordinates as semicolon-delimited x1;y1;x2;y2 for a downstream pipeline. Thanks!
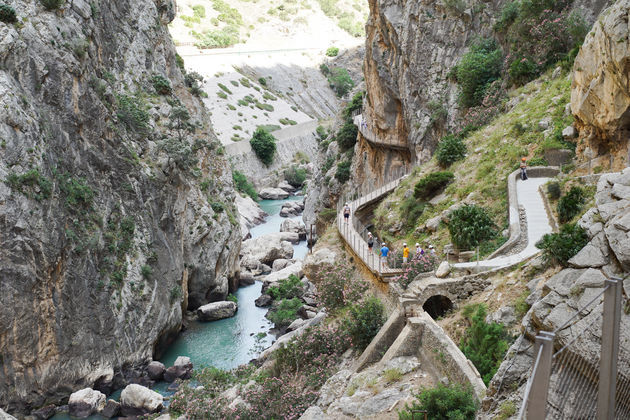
402;243;410;264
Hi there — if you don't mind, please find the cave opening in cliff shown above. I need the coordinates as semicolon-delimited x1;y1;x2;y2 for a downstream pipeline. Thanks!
423;295;453;319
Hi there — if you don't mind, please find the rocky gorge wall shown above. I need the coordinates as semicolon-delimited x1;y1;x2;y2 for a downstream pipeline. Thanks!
572;0;630;172
0;0;240;413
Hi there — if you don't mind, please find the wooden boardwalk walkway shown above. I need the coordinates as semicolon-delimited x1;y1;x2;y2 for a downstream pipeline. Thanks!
337;174;407;281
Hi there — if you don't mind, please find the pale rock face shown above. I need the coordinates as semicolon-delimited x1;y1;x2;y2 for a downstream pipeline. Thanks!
0;409;17;420
120;384;163;416
68;388;106;418
240;232;297;266
259;188;290;200
571;0;630;168
236;194;267;240
197;301;238;321
435;261;451;278
0;0;240;411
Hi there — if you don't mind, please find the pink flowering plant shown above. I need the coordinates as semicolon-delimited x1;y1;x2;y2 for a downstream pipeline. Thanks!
312;262;367;311
394;253;439;289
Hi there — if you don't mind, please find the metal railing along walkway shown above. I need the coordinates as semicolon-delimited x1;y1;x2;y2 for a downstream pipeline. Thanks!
353;114;409;150
518;276;629;419
336;167;408;279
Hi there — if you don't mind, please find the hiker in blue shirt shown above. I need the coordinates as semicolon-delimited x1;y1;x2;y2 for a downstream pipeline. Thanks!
380;242;389;269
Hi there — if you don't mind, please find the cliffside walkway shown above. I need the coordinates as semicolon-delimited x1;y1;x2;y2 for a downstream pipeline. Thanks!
353;114;408;150
453;175;554;272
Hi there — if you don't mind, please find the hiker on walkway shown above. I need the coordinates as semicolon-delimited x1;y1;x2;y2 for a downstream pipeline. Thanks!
343;202;351;224
402;243;410;264
380;242;389;269
367;232;374;252
520;157;528;181
428;244;436;257
415;242;424;259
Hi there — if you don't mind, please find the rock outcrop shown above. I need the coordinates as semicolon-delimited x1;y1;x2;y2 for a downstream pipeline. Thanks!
68;388;106;418
197;301;238;321
119;384;163;416
572;0;630;170
0;0;240;413
480;170;630;418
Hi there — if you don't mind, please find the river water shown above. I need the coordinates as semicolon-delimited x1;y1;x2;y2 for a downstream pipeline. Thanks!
50;195;307;417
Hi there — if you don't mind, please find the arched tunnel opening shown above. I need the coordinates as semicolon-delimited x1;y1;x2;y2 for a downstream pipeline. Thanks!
423;295;453;319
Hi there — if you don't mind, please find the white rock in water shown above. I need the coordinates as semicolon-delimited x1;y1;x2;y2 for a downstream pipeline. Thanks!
68;388;106;418
120;384;163;416
197;301;238;321
259;187;290;200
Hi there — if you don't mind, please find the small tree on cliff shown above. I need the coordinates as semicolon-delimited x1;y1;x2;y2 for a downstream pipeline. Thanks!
159;104;199;171
250;127;277;166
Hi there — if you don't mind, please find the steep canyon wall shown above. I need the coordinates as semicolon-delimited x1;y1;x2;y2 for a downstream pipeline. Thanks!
0;0;240;412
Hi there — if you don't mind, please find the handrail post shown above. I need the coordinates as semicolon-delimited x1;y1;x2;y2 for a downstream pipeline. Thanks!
526;333;555;419
597;278;622;420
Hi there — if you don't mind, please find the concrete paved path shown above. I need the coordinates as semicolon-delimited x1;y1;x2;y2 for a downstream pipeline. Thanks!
454;177;553;270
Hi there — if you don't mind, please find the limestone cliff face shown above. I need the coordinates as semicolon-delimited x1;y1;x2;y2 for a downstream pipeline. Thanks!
0;0;240;412
572;0;630;171
480;170;630;418
362;0;505;170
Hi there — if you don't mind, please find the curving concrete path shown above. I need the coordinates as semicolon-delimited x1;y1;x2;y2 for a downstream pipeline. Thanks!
337;169;557;279
454;176;554;271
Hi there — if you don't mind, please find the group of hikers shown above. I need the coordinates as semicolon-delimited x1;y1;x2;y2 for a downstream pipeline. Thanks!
343;202;436;269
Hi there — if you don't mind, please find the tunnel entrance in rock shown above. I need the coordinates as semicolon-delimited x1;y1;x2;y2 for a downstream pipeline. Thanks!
423;295;453;319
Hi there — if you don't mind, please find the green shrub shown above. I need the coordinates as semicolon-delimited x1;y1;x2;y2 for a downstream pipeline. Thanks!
0;4;17;23
227;293;238;303
41;0;64;10
316;125;328;140
5;169;52;201
250;127;277;166
192;4;206;18
435;134;466;167
460;304;510;385
414;171;454;200
59;175;95;209
343;296;385;350
398;383;478;420
399;196;426;231
319;63;331;76
151;74;172;95
493;1;519;33
328;67;354;97
263;92;277;101
547;182;561;200
193;26;240;49
343;91;364;118
284;166;307;187
217;83;232;94
255;102;274;112
210;201;225;213
448;205;497;250
117;94;150;134
141;265;152;279
267;274;303;300
325;46;339;57
232;170;258;200
557;186;585;223
335;160;351;183
267;298;302;327
455;38;502;108
536;223;588;267
336;120;358;151
258;77;267;86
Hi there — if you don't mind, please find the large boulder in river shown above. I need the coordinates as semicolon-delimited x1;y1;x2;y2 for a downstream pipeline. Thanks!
0;409;16;420
240;232;298;266
100;400;120;418
236;194;267;240
279;201;304;217
68;388;106;418
259;188;290;200
120;384;163;416
163;356;194;382
146;361;166;381
280;219;307;240
197;301;237;321
262;261;304;290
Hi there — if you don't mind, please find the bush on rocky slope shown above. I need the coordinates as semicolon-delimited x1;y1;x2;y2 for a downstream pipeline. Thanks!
0;3;17;23
250;127;277;166
398;383;478;420
460;304;510;386
435;134;466;167
448;205;497;251
536;222;588;267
